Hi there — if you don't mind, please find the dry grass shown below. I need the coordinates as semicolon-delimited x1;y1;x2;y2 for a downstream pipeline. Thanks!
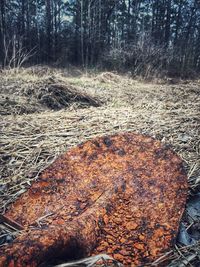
0;68;101;115
0;67;200;266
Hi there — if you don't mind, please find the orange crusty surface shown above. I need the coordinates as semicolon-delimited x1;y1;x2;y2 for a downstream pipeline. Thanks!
0;132;188;266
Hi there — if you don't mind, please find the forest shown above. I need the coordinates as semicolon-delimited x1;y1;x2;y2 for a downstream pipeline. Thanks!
1;0;200;78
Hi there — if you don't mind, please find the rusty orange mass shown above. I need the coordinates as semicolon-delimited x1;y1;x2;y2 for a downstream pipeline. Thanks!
0;132;188;266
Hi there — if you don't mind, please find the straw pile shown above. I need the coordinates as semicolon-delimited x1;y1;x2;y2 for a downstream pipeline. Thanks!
0;70;101;115
0;67;199;266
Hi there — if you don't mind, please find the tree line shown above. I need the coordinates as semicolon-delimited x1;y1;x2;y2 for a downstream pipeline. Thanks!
0;0;200;77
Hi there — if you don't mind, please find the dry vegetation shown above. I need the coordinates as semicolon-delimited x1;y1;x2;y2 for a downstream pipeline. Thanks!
0;67;200;266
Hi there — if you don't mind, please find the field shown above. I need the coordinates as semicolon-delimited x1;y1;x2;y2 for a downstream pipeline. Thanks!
0;67;200;266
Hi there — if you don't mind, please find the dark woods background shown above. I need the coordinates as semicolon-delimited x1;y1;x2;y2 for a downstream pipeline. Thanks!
1;0;200;78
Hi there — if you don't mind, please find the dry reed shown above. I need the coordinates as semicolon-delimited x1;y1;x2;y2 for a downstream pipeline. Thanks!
0;68;199;266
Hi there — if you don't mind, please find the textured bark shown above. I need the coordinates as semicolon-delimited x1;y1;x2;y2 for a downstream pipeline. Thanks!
0;133;188;266
45;0;52;61
0;0;5;67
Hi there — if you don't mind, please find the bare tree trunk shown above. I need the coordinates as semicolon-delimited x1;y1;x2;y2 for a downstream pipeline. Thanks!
174;0;182;45
54;0;58;61
127;0;131;41
165;0;171;46
58;0;61;33
26;0;31;50
0;0;6;67
45;0;52;62
80;0;84;67
21;0;25;37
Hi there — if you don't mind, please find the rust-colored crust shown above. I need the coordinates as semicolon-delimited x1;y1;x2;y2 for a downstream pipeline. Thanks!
0;133;188;266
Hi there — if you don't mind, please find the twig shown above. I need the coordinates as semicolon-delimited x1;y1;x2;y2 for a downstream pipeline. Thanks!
0;214;24;231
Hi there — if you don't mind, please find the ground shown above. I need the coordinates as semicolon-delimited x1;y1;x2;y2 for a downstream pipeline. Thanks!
0;67;200;266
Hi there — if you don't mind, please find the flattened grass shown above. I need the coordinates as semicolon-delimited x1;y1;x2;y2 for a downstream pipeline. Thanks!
0;68;199;266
